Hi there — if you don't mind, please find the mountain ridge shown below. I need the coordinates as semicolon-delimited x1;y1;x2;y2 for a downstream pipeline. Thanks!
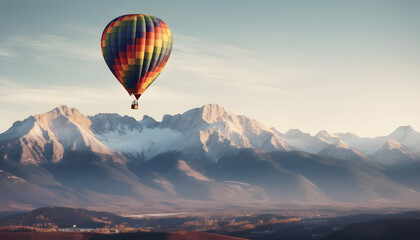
1;104;420;211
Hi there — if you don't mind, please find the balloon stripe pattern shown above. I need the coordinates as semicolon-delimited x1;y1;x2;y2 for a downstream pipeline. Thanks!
101;14;173;99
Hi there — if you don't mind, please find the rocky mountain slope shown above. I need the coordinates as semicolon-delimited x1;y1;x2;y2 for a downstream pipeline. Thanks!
0;104;419;211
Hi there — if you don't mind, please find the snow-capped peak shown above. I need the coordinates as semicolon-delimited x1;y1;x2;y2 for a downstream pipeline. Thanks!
89;113;142;135
159;104;240;132
389;125;415;141
92;104;291;161
315;130;336;139
315;130;341;145
283;129;310;138
281;128;345;156
394;125;414;132
194;104;291;152
388;125;420;153
3;104;419;167
200;103;231;123
371;139;417;164
0;105;114;165
378;139;415;157
34;105;111;153
35;105;92;134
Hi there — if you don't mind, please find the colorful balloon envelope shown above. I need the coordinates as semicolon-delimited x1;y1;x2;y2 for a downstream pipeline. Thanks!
101;14;173;106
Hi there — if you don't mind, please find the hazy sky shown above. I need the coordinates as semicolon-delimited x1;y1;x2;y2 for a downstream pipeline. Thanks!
0;0;419;137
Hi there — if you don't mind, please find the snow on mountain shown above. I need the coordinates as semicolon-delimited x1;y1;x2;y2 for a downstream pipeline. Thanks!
2;104;420;209
160;104;291;152
0;105;113;165
389;125;415;141
389;125;420;153
334;132;387;156
281;129;330;153
89;113;181;159
315;130;341;145
95;123;182;159
334;126;420;157
0;116;64;164
35;106;112;154
3;104;419;167
283;129;309;139
371;139;418;164
91;104;291;161
280;126;420;164
89;113;143;135
89;113;183;159
280;129;372;162
319;144;373;163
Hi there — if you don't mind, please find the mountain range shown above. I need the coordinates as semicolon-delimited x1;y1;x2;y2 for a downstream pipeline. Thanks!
1;104;419;212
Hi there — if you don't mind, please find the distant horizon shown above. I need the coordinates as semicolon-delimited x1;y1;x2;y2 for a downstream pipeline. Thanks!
2;102;417;139
1;1;419;137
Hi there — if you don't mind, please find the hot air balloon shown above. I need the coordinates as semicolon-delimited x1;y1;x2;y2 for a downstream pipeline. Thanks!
101;14;173;109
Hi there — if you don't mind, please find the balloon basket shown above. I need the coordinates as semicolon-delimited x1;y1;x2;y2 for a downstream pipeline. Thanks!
131;100;139;110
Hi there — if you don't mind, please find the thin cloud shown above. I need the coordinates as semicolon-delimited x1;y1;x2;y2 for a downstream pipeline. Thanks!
170;35;294;92
0;47;16;59
0;78;198;106
5;33;101;62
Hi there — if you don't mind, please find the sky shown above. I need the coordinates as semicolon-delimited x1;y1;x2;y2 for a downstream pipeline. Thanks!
0;0;419;137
